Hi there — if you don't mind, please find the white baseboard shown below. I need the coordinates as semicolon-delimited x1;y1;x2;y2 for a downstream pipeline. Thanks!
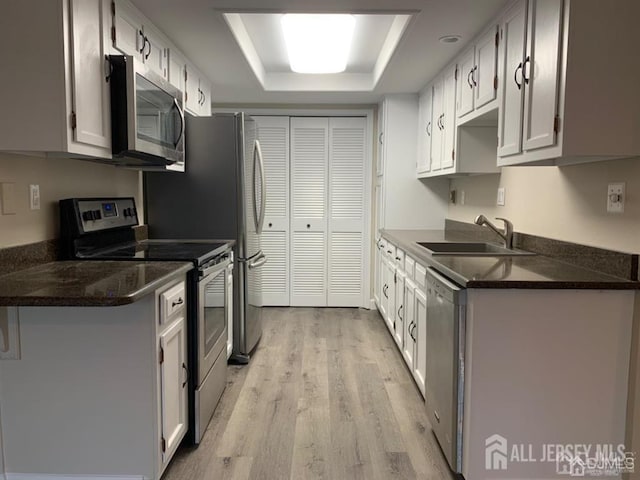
6;475;146;480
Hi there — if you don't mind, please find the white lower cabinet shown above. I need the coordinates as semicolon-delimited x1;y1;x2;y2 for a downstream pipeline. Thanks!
378;238;427;398
158;314;188;465
0;276;190;479
402;276;417;370
413;287;427;396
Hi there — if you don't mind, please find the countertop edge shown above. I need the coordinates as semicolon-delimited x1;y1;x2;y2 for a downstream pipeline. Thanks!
0;263;194;307
380;230;640;290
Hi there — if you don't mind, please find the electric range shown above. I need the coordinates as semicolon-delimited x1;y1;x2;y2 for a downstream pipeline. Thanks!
59;197;233;445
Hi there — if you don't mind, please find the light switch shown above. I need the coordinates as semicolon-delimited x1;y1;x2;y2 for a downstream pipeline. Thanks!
30;184;40;210
497;187;506;206
1;182;17;215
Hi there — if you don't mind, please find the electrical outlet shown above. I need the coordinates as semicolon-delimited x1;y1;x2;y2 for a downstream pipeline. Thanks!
607;183;625;213
461;190;466;205
30;184;40;210
497;187;506;206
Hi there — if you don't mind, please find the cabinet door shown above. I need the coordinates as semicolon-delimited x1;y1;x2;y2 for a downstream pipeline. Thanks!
290;118;329;306
69;0;111;150
159;316;188;464
497;0;527;157
199;80;212;116
380;253;389;319
374;241;382;307
328;117;366;307
143;25;168;79
394;271;405;348
417;87;433;174
456;47;475;118
475;25;499;109
402;278;416;369
413;287;427;397
522;0;563;151
112;0;143;58
376;101;386;176
441;65;458;170
255;116;290;306
385;260;396;335
184;62;200;115
168;49;186;92
374;176;384;232
430;77;444;172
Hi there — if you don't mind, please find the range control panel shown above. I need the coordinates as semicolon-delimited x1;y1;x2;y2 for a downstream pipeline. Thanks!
77;198;139;233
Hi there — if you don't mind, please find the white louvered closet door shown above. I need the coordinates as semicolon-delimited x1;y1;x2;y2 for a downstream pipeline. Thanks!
254;117;290;305
290;117;329;307
328;118;367;307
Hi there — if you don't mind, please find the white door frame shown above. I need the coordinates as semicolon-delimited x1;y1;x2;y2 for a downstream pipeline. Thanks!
214;106;374;309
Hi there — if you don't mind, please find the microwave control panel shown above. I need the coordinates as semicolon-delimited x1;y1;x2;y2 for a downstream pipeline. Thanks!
77;198;138;233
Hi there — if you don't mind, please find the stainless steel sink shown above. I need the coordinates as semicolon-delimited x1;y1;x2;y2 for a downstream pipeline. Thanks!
416;242;535;256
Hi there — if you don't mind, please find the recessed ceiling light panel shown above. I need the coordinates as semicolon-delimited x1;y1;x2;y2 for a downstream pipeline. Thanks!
439;35;462;44
281;14;356;74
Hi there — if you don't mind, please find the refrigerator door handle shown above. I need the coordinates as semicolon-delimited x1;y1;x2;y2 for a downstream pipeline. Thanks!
247;251;267;270
252;140;260;234
255;139;266;235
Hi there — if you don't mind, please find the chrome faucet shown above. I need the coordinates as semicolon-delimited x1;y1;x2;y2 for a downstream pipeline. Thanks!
474;215;514;249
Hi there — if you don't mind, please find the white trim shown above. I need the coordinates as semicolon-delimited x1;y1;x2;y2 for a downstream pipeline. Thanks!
222;13;413;92
215;106;375;309
6;475;145;480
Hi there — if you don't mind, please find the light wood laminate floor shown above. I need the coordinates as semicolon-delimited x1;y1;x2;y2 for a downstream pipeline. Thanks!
163;307;455;480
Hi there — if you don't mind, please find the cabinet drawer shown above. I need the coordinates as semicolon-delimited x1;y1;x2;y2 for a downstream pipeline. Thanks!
405;256;415;280
160;281;186;323
395;248;405;268
415;262;427;289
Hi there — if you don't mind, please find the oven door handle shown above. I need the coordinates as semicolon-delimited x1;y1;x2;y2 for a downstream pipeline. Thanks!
200;256;232;279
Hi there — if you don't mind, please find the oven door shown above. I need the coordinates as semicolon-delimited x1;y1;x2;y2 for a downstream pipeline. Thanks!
197;257;231;384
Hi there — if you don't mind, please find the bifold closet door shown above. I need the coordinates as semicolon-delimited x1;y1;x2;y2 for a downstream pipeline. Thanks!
328;117;367;307
254;116;290;305
290;118;329;306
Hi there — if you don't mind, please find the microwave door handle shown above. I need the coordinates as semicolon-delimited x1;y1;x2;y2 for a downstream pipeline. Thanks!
173;97;184;148
256;139;266;235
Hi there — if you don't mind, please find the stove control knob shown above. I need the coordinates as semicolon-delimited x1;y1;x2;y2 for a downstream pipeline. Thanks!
82;211;94;221
93;210;102;220
122;208;129;218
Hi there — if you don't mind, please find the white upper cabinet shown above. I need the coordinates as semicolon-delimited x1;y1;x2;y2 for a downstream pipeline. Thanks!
0;0;112;159
497;0;527;157
111;0;169;79
185;62;212;117
474;25;499;110
456;25;499;123
456;46;476;119
430;77;444;173
521;0;562;152
498;0;640;166
441;64;458;171
417;85;433;174
168;49;186;93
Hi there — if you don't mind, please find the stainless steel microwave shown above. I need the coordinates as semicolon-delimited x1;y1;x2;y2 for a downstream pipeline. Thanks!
108;55;185;169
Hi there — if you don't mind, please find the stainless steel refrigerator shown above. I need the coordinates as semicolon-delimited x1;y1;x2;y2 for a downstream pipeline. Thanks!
144;113;265;362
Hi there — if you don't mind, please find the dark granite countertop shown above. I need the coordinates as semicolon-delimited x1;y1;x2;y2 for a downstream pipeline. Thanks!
0;261;193;306
381;229;640;290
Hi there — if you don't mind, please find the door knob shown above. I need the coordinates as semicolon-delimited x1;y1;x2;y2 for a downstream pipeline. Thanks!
268;223;273;228
306;224;311;229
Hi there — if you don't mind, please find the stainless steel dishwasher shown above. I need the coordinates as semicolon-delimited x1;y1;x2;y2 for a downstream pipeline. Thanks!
425;267;466;474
